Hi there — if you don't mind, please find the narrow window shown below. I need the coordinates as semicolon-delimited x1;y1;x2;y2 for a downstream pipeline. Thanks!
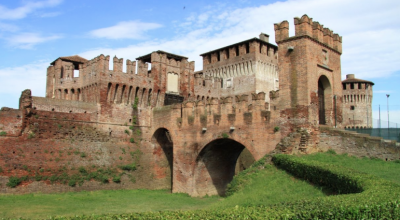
350;106;355;110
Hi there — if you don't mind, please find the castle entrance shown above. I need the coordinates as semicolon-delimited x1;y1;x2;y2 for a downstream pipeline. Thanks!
193;138;254;196
151;128;173;190
318;75;332;125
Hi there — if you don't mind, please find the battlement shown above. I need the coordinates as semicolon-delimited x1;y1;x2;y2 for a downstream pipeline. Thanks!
274;15;342;53
200;37;277;68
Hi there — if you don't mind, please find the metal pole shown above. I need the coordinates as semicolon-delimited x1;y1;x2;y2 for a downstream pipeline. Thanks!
379;105;381;129
386;94;390;129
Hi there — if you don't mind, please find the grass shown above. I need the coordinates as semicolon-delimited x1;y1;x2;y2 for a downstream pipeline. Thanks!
298;152;400;184
0;152;399;219
212;164;327;208
0;189;220;219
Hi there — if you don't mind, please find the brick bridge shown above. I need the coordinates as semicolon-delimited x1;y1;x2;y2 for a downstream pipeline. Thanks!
148;92;281;196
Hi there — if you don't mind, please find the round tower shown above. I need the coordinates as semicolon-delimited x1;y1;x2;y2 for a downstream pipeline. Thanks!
342;74;374;128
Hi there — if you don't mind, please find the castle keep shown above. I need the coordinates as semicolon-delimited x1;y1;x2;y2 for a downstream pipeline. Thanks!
1;15;391;197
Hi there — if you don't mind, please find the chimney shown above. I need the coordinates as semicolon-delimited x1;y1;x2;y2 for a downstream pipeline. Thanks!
346;74;355;79
259;33;269;42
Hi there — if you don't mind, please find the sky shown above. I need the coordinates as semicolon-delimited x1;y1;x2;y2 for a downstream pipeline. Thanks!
0;0;399;127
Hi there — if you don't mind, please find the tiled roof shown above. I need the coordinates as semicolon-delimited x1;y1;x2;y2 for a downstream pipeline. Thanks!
50;55;88;65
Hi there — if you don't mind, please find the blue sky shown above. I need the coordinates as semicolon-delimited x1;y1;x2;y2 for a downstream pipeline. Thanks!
0;0;399;126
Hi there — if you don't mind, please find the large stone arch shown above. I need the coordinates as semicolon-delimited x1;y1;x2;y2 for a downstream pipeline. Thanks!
318;75;332;125
151;127;174;190
193;138;255;197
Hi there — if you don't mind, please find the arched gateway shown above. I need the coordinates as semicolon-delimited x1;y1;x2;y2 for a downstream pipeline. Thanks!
193;138;255;196
151;128;173;190
318;75;332;125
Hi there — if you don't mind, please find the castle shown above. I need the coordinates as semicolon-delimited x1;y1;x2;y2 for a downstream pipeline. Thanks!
1;15;393;197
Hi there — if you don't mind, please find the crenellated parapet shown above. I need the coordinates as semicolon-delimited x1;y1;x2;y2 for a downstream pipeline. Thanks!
275;14;342;53
274;20;289;42
294;15;313;37
179;92;273;129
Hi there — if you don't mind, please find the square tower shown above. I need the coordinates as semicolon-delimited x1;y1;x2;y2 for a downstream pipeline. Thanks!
274;15;343;128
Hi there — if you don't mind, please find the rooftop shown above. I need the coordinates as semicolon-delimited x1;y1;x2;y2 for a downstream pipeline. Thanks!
136;50;188;62
50;55;88;66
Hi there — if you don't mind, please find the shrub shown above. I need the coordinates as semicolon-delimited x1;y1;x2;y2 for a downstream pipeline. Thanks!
68;179;76;187
124;129;130;135
6;176;21;188
80;152;86;158
119;163;136;171
326;149;337;155
34;174;42;181
129;138;135;143
78;166;88;175
0;131;6;136
112;175;121;183
222;133;229;138
273;126;280;132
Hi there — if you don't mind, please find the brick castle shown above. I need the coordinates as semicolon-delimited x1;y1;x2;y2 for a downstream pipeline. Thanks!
1;15;396;197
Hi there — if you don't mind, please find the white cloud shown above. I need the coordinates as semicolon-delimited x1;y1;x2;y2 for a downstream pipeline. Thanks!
0;61;48;108
39;11;61;18
0;0;63;20
6;32;62;49
0;22;19;32
89;21;162;40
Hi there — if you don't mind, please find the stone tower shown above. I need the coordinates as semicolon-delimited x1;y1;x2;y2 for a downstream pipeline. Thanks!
274;15;343;129
342;74;374;128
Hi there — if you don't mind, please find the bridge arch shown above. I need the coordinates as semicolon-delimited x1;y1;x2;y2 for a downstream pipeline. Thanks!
193;138;255;196
151;127;173;190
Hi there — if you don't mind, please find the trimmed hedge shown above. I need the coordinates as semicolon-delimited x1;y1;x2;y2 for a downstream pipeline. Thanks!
49;154;400;219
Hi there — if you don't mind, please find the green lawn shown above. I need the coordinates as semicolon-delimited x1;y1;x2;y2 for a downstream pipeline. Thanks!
299;151;400;184
1;151;399;219
0;189;220;219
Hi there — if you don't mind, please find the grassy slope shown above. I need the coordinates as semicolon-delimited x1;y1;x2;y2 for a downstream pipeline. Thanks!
211;164;326;209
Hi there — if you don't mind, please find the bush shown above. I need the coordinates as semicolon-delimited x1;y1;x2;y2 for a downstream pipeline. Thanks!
80;152;86;158
112;175;121;183
274;126;280;132
119;163;136;171
129;137;135;143
124;129;130;135
78;166;88;175
7;176;22;188
222;133;229;138
68;179;76;187
326;149;337;155
0;131;6;136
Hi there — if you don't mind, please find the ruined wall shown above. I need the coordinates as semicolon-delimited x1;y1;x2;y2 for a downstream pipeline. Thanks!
0;108;23;137
316;126;400;161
